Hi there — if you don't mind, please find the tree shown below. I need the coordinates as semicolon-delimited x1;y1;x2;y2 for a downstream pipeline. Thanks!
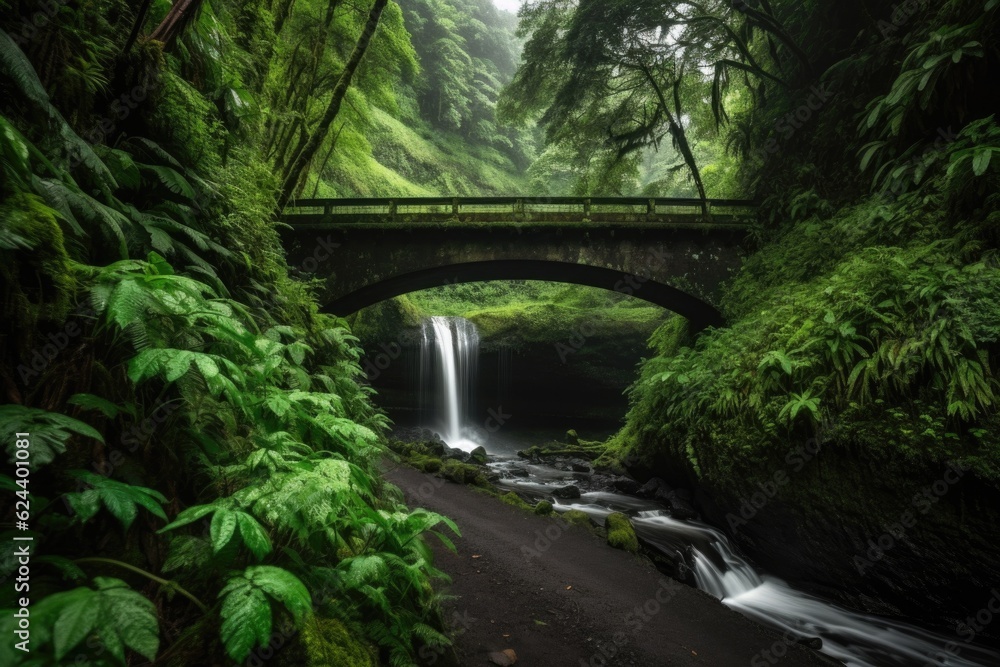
500;0;810;204
277;0;390;208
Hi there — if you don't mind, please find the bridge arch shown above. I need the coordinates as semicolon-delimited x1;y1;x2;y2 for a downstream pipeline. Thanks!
279;198;752;332
323;260;724;332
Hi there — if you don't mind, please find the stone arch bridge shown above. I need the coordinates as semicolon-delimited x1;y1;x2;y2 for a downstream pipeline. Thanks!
279;197;754;332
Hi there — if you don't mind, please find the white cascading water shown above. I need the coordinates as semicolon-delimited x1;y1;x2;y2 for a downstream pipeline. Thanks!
421;316;481;452
491;466;1000;667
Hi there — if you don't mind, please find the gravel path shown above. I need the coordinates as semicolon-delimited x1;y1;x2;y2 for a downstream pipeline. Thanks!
384;463;841;667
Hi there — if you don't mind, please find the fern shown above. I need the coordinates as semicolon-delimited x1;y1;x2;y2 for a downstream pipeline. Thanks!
65;470;167;530
0;31;116;191
0;405;103;469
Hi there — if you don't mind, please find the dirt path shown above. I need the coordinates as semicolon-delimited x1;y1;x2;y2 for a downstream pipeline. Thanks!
384;464;841;667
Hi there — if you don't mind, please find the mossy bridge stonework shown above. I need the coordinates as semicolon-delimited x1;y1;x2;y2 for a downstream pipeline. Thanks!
279;197;755;331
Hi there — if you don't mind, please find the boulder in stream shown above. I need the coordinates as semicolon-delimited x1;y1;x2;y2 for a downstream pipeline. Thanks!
605;512;639;553
534;500;554;516
664;491;698;520
551;484;581;500
611;477;642;495
468;446;488;466
636;477;672;500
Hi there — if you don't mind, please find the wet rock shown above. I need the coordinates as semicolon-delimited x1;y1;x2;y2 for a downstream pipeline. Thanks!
468;446;488;466
670;487;693;502
641;538;695;585
517;446;543;462
665;492;698;520
796;636;823;650
611;477;642;495
507;466;530;478
636;477;672;499
570;460;591;473
551;484;581;500
423;439;446;456
441;445;469;462
605;512;639;553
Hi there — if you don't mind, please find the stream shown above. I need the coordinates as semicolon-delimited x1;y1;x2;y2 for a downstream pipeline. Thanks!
410;316;1000;667
487;456;1000;667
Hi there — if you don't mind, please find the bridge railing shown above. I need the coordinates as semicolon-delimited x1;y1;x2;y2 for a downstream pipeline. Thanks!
281;197;756;225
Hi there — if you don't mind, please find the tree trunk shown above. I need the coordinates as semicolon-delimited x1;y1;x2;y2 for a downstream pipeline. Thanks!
122;0;154;56
149;0;206;52
642;65;709;216
277;0;388;210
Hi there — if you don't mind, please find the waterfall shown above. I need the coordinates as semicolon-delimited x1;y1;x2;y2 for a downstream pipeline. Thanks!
421;316;481;452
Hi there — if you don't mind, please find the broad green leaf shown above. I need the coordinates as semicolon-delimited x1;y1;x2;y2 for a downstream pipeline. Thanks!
236;512;272;560
212;508;238;553
972;149;992;176
219;574;273;662
158;504;216;533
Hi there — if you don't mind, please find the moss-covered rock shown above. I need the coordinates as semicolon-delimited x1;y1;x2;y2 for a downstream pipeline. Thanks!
533;500;554;515
605;512;639;553
439;459;487;485
410;454;443;473
559;509;595;531
500;491;532;510
277;616;378;666
468;445;488;465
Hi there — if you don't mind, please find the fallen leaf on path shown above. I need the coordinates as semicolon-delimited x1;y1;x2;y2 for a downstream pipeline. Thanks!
472;554;481;559
489;648;518;666
565;585;572;590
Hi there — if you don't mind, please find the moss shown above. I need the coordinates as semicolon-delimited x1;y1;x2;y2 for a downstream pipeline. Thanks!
500;491;532;510
605;512;639;553
467;446;488;465
349;295;423;343
559;509;595;531
517;440;608;461
534;500;554;515
277;616;378;667
0;194;75;330
439;459;488;486
409;454;442;473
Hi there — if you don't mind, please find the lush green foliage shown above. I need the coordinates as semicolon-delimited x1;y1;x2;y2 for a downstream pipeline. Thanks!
0;1;469;664
605;0;1000;506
